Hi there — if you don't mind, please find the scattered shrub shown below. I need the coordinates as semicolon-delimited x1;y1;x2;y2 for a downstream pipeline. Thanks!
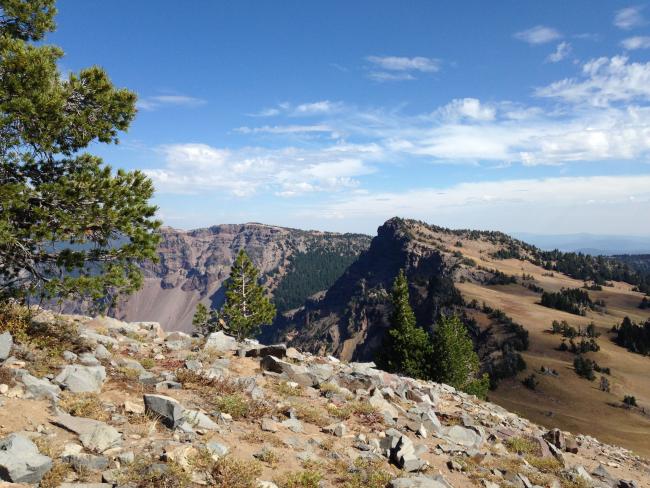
623;395;637;407
522;373;539;390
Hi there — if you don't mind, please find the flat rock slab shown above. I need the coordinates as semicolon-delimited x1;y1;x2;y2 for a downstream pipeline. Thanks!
143;394;185;429
54;365;106;393
51;414;122;453
0;433;52;484
204;331;238;352
0;332;13;361
390;475;452;488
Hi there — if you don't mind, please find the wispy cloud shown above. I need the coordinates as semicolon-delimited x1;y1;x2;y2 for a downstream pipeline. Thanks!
137;94;206;111
614;6;645;30
146;142;379;197
621;35;650;49
514;25;561;45
435;98;496;121
365;55;440;82
536;55;650;106
233;124;334;135
547;42;572;62
246;101;342;117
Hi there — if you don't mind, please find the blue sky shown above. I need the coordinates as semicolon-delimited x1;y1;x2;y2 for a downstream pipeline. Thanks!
51;0;650;235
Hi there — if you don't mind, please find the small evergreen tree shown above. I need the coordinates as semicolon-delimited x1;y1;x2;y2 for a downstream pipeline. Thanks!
192;303;223;336
431;314;489;398
220;250;275;340
377;270;432;379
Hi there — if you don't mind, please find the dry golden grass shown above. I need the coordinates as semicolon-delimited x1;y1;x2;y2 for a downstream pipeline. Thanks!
59;391;109;421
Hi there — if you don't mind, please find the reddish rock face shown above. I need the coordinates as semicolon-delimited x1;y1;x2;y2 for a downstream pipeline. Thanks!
112;223;370;332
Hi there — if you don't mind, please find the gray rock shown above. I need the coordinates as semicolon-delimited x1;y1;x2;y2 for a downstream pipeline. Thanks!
0;433;52;483
0;332;14;361
281;418;304;433
63;351;78;362
117;451;135;464
17;372;60;400
62;452;109;471
369;389;399;420
143;394;185;429
183;410;219;431
94;344;112;360
204;331;238;351
245;344;287;358
390;475;451;488
260;355;314;386
78;352;100;366
322;422;347;437
441;425;483;449
185;359;202;371
261;419;279;432
206;441;229;457
54;365;106;393
52;414;122;453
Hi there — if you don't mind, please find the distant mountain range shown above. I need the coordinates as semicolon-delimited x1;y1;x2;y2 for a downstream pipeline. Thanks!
512;232;650;255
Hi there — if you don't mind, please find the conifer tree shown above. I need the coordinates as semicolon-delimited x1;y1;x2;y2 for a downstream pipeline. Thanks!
220;250;275;339
0;0;159;307
378;269;433;379
431;314;489;398
192;303;223;336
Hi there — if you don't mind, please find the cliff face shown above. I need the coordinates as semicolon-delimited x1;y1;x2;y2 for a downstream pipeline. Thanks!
270;218;462;361
113;223;370;331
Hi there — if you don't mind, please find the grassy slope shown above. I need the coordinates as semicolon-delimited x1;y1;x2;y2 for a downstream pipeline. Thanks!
436;231;650;458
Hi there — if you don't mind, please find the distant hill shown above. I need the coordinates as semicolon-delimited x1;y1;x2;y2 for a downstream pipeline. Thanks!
270;217;650;455
514;232;650;255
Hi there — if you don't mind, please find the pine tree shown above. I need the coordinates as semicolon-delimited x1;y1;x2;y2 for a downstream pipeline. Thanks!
192;303;223;336
431;314;489;398
0;0;159;308
220;250;276;339
377;270;433;379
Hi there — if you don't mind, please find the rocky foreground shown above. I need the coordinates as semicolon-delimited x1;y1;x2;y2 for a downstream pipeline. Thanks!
0;310;647;487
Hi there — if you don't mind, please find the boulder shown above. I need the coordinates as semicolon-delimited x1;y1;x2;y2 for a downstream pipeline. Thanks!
0;433;52;483
260;355;314;386
369;389;399;420
52;414;122;453
143;394;185;429
204;331;238;352
543;428;566;450
54;365;106;393
17;372;60;400
389;475;451;488
441;425;483;449
245;344;287;359
183;410;219;431
0;332;13;361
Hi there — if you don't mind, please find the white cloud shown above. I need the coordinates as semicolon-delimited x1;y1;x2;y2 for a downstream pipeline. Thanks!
293;100;342;115
365;55;439;82
366;56;440;72
436;98;496;121
234;124;334;135
368;71;416;82
621;35;650;49
547;42;572;63
514;25;561;45
146;143;377;197
536;55;650;106
614;6;645;30
137;94;206;111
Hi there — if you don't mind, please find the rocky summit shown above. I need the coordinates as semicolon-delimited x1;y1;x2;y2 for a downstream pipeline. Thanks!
0;310;647;487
